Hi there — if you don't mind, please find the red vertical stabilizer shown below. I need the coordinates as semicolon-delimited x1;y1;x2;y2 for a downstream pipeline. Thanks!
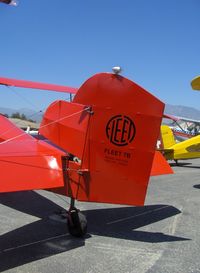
69;73;165;206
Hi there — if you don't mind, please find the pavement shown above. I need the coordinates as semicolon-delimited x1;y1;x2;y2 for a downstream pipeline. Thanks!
0;158;200;273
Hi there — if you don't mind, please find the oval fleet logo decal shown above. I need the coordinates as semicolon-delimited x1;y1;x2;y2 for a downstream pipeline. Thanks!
106;115;136;146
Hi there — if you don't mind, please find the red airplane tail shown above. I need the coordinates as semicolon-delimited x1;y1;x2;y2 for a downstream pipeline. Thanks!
39;73;172;206
0;71;174;237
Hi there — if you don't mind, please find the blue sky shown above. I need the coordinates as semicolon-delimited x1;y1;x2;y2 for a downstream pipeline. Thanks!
0;0;200;114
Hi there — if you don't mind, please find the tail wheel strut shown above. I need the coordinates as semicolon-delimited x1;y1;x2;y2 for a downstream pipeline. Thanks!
67;198;87;237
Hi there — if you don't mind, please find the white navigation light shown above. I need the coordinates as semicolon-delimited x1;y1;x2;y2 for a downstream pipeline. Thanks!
112;66;122;74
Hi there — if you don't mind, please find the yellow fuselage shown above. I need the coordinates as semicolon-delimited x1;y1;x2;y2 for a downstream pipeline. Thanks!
165;134;200;160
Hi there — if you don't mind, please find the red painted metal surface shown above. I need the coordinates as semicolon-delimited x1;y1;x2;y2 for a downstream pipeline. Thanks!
150;151;173;176
39;100;90;159
0;77;77;94
0;116;65;193
69;73;165;205
0;114;29;142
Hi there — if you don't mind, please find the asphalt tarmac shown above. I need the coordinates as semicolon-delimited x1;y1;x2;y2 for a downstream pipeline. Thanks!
0;158;200;273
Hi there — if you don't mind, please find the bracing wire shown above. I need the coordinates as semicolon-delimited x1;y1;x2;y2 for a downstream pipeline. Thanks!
1;85;45;131
0;110;42;137
7;86;44;112
0;84;89;144
0;106;90;145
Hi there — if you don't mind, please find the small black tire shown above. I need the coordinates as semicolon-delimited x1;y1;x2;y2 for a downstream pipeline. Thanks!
68;210;87;237
175;159;179;165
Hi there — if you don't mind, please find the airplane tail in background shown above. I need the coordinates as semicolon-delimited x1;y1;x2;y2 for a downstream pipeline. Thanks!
160;125;176;149
160;124;200;160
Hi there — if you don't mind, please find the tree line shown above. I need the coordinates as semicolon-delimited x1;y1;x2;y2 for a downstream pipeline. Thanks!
3;112;36;123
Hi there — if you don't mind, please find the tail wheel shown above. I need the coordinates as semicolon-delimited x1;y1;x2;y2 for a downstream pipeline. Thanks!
67;209;87;237
174;159;179;165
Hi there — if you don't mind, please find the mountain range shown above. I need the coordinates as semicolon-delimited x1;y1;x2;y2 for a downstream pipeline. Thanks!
164;104;200;120
0;104;200;123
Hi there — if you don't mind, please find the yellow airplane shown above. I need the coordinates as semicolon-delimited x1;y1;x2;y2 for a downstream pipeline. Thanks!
191;75;200;90
158;75;200;163
159;125;200;163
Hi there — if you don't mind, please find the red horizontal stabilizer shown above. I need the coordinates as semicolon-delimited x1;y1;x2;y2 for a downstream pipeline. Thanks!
39;100;90;159
0;116;65;193
150;151;174;176
0;77;77;94
0;139;65;193
0;114;29;142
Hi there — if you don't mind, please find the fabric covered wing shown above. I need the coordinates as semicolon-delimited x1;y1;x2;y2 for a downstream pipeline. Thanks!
0;77;77;94
0;116;65;193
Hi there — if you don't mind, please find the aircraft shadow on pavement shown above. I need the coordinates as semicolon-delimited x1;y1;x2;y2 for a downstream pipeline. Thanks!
85;204;189;243
0;191;88;272
170;162;192;167
170;162;200;169
193;184;200;189
0;191;189;272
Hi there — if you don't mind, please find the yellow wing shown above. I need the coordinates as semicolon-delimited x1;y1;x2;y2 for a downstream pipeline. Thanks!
191;76;200;90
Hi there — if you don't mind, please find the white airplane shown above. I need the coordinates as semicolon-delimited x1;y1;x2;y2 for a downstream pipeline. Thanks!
163;114;200;142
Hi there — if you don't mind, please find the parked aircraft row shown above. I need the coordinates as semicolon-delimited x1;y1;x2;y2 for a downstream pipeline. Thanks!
157;76;200;164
